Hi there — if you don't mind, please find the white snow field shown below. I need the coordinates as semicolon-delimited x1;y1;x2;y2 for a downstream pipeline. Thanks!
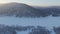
0;16;60;34
0;16;60;27
17;31;29;34
17;30;31;34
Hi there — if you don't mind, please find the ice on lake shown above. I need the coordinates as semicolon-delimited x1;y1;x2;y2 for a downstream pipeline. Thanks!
0;16;60;28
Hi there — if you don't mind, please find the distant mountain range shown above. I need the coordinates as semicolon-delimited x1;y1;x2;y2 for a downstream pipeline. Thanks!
0;2;60;17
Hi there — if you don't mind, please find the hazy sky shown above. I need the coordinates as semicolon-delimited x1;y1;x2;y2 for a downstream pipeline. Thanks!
0;0;60;6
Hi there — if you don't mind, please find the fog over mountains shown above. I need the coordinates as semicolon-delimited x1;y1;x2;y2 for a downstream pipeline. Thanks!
0;2;60;17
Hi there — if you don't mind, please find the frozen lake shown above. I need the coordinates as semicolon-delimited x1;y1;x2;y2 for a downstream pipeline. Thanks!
0;16;59;34
0;16;60;28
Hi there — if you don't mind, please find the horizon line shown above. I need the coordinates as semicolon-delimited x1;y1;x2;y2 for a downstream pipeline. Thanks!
0;2;60;7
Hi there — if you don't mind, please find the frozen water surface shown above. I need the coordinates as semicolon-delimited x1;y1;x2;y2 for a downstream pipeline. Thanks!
0;16;60;34
0;16;60;27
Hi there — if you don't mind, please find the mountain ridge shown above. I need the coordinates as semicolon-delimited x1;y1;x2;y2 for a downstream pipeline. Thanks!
0;2;60;17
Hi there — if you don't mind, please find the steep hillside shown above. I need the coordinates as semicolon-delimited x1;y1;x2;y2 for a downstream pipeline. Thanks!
0;2;42;17
0;2;52;17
